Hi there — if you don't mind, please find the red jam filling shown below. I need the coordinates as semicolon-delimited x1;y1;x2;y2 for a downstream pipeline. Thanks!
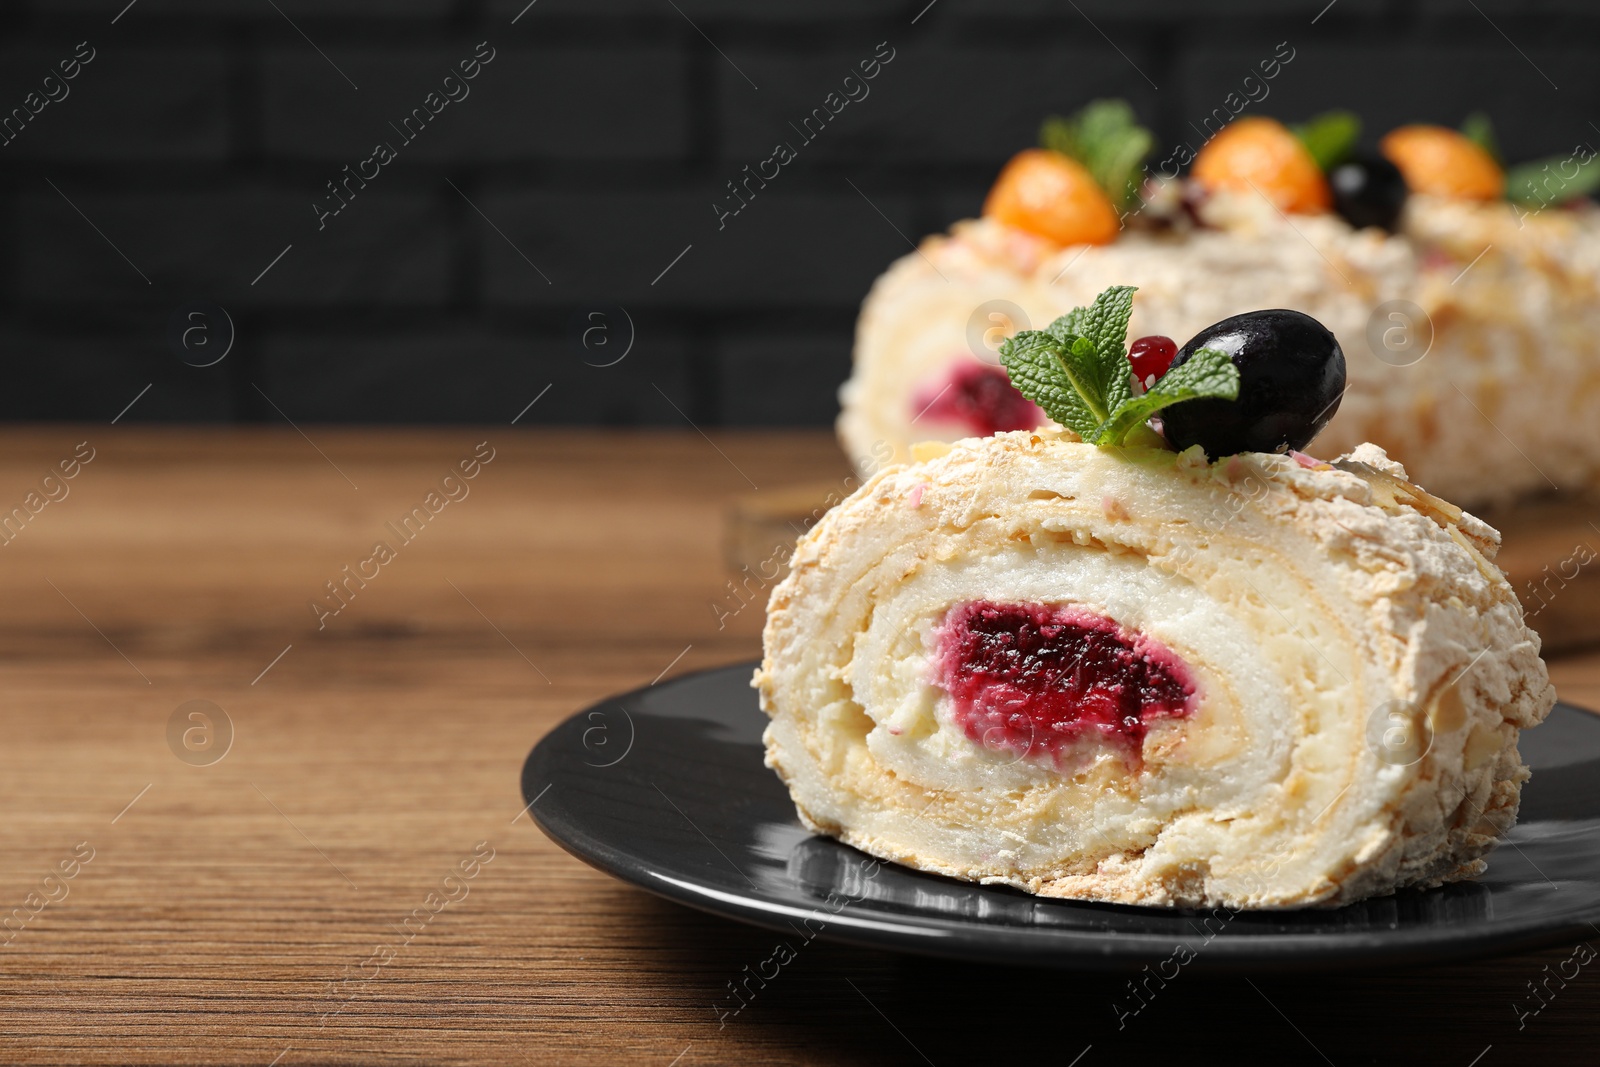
931;601;1197;765
911;361;1044;438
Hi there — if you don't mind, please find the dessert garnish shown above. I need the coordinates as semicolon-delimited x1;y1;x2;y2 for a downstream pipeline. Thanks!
982;149;1120;246
982;100;1154;245
1380;124;1505;200
1288;111;1409;231
1191;116;1331;213
999;286;1346;459
986;101;1586;243
1038;99;1155;213
1127;334;1177;391
1494;107;1600;207
1328;155;1407;231
998;285;1239;448
1160;309;1347;457
1396;113;1596;209
1289;109;1361;171
1460;110;1500;160
1508;153;1600;208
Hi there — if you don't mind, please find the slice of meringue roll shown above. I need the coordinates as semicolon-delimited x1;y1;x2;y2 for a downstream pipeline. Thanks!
755;430;1555;909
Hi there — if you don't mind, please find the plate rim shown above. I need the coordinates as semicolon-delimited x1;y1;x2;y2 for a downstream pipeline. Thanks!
524;661;1600;971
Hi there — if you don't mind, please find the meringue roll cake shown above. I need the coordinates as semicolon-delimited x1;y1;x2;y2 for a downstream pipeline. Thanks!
757;287;1554;910
838;102;1600;506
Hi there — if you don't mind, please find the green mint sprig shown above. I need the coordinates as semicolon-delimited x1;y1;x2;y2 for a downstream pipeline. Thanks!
1506;151;1600;207
1040;100;1154;211
1459;111;1502;164
1459;112;1600;207
1291;110;1361;171
997;285;1240;448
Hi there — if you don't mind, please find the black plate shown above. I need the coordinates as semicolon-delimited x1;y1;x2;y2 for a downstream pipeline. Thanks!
523;662;1600;970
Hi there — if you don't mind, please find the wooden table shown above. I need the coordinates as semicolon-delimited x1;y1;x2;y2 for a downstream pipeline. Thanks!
1;427;1596;1065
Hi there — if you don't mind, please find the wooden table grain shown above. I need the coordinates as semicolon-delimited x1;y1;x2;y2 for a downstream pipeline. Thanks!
1;427;1596;1066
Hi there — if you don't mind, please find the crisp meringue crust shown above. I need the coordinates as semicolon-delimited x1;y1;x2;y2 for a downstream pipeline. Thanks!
756;431;1555;909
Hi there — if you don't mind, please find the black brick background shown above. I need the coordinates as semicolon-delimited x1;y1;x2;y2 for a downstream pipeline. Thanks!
1;0;1595;426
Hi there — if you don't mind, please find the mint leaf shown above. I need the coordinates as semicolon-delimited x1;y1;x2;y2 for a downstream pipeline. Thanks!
1506;150;1600;206
1055;334;1110;422
1070;284;1136;416
992;281;1241;447
1291;110;1361;171
1040;100;1154;211
998;283;1236;450
1460;112;1502;164
1091;348;1240;445
1076;101;1155;211
998;330;1100;437
1039;115;1079;159
1001;285;1139;439
1044;305;1087;343
1038;286;1136;422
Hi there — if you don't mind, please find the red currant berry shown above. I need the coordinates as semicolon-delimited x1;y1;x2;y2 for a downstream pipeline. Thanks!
1128;335;1177;391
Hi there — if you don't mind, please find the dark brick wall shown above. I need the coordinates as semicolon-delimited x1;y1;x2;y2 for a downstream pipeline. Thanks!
1;0;1595;426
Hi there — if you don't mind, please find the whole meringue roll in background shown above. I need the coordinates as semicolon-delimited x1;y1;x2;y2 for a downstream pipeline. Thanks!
838;194;1600;508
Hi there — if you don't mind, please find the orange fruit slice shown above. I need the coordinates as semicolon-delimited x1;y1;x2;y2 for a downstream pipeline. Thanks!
1192;117;1332;214
982;149;1121;246
1380;125;1505;201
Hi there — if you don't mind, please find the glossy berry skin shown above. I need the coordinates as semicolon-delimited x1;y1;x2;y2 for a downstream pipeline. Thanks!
1330;155;1408;232
1128;335;1177;390
1161;310;1346;458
